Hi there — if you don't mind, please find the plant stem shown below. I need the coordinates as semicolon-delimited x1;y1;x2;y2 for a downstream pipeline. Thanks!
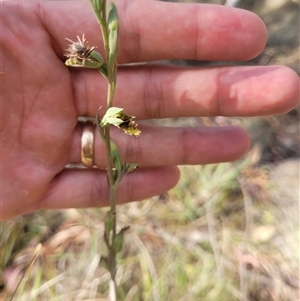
104;125;116;212
98;0;116;211
98;0;118;294
105;48;117;215
90;1;121;298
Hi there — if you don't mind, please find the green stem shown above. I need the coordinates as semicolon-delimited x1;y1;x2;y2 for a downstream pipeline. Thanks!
104;125;116;212
103;89;117;298
105;59;117;213
99;0;118;289
94;0;116;211
91;0;119;296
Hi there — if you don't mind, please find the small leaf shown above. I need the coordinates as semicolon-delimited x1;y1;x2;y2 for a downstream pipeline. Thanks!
107;2;120;69
111;140;123;173
104;210;116;238
91;0;103;11
89;0;105;24
112;169;119;184
125;163;138;173
89;50;105;65
108;3;120;46
112;226;130;254
113;162;138;188
108;2;119;30
96;108;106;141
98;63;108;79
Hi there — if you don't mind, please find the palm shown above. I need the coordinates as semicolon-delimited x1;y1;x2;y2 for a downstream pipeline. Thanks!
2;20;77;216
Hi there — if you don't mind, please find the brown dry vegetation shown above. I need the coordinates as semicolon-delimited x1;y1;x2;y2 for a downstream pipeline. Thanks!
1;0;299;300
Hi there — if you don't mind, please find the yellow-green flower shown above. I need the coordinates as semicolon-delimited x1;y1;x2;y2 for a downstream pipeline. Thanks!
100;107;141;137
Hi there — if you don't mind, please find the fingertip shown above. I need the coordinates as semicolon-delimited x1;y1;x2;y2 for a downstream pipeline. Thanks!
236;8;268;60
232;126;251;159
215;125;251;162
225;7;268;60
169;165;181;186
257;66;299;115
274;66;300;113
198;5;268;61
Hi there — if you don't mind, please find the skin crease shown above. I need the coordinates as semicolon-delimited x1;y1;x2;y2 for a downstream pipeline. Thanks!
1;0;299;220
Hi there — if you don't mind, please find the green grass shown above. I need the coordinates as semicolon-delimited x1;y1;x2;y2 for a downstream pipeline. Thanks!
1;149;299;300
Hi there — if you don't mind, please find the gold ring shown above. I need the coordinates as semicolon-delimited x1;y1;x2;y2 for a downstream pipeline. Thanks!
81;120;95;167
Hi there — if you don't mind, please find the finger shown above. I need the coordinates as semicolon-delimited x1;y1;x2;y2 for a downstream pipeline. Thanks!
40;0;267;62
70;124;250;167
35;166;180;211
72;65;299;118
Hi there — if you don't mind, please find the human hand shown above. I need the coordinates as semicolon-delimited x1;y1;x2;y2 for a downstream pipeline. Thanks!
1;0;298;220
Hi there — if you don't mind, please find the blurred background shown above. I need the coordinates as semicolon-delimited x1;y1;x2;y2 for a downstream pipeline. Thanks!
1;0;299;300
